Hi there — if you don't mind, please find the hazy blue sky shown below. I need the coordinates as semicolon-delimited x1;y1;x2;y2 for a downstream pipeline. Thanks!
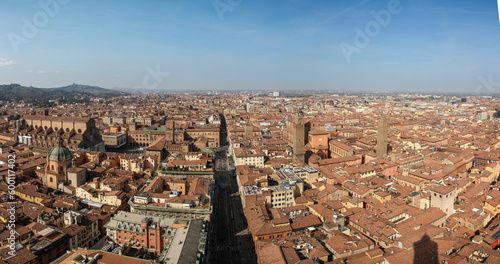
1;0;499;93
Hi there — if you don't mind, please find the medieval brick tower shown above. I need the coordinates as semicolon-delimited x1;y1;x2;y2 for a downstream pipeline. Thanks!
293;113;305;163
376;118;388;159
165;120;175;142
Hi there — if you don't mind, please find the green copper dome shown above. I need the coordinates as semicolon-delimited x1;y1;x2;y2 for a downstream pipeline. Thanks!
48;136;73;162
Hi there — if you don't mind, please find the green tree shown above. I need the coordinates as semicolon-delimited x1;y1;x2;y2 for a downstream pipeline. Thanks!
494;108;500;118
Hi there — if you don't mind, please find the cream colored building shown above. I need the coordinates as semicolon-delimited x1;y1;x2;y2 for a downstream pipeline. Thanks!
76;184;125;206
233;147;265;168
269;185;295;208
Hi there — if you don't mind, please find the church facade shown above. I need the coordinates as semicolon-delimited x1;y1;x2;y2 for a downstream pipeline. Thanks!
36;136;86;190
19;113;104;151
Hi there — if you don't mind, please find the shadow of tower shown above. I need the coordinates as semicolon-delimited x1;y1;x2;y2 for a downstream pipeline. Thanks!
413;233;439;264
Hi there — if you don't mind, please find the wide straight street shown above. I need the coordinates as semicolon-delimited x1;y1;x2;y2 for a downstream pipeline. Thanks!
208;116;256;264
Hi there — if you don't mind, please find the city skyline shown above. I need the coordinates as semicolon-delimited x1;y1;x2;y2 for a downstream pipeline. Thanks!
1;0;500;93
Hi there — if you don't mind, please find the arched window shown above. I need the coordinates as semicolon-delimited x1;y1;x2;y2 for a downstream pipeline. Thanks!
66;128;70;132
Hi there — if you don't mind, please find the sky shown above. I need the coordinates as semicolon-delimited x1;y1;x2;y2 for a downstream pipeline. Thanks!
1;0;500;93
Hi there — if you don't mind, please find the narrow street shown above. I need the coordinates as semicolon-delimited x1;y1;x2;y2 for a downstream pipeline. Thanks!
208;114;256;264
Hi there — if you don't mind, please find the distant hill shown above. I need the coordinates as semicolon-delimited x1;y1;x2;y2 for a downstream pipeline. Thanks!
54;84;128;97
0;83;128;106
109;87;150;94
109;86;175;94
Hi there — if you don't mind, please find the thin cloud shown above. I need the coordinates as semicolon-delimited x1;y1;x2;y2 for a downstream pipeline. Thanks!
441;22;500;29
0;58;14;67
317;0;372;26
434;7;494;15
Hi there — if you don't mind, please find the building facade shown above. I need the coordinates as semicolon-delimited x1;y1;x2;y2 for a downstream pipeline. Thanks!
20;114;104;151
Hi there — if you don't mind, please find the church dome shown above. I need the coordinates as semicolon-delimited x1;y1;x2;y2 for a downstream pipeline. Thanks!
48;136;73;162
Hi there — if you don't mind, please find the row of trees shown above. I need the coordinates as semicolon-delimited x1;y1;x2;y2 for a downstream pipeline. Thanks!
0;113;22;120
494;108;500;118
